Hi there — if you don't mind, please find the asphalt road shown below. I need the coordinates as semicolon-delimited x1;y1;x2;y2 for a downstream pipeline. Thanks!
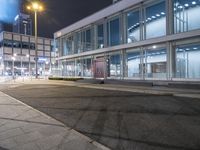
1;84;200;150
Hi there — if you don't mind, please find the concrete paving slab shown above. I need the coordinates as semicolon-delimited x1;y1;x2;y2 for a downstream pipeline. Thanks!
0;91;110;150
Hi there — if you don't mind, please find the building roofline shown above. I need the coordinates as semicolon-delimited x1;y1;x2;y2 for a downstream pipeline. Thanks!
1;31;53;40
54;0;142;39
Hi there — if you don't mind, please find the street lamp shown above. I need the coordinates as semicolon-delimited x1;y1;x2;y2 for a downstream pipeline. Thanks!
27;1;44;78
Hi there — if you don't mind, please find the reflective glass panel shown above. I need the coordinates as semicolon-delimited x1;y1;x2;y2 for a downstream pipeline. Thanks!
62;61;75;77
126;51;141;78
174;0;200;33
86;29;91;51
108;18;120;46
83;58;92;77
108;54;121;77
127;10;140;43
145;0;166;39
145;46;167;79
176;43;200;78
75;59;82;77
97;24;104;49
74;32;81;54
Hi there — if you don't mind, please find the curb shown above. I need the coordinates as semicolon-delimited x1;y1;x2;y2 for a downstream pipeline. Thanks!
11;80;200;99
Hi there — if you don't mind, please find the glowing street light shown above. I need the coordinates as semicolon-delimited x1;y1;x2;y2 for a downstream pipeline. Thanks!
27;1;44;78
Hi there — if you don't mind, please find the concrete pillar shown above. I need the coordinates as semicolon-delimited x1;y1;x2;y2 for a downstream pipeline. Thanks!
166;0;174;35
141;48;145;80
120;50;125;80
167;42;176;80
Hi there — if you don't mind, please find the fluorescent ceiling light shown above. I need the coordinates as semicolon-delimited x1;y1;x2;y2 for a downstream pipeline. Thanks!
192;1;196;5
178;5;183;9
161;12;165;15
184;4;189;7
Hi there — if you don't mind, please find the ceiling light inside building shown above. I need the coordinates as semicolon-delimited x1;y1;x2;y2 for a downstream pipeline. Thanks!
178;5;183;9
192;1;196;5
148;17;151;20
161;12;165;15
184;4;189;7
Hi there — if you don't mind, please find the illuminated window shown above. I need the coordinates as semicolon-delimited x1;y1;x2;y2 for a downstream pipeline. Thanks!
145;0;166;39
174;0;200;33
176;43;200;78
127;10;140;43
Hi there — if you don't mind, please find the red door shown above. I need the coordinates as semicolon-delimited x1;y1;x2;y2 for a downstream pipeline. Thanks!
94;57;104;78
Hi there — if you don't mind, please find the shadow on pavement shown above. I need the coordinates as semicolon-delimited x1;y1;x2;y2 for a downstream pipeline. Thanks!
0;147;9;150
2;84;200;150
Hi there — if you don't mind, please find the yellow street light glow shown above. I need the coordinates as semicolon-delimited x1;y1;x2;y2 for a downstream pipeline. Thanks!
26;2;44;12
27;6;31;10
32;2;39;10
39;6;43;11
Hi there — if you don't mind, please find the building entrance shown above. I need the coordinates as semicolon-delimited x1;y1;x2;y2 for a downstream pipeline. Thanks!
94;57;104;78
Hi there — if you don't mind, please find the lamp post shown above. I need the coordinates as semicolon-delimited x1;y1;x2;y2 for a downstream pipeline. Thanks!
11;56;16;80
27;1;44;79
26;54;30;77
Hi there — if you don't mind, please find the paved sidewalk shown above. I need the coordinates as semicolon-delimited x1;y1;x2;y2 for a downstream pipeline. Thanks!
15;78;200;99
0;77;13;83
0;91;110;150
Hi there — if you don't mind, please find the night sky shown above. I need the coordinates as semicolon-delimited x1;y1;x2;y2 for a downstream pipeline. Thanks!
22;0;113;38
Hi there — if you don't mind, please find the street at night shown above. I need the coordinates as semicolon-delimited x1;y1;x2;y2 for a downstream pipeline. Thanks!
1;81;200;150
1;0;200;149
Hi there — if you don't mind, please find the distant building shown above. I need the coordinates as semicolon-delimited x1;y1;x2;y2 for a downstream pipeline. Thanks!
0;31;55;76
13;13;32;35
0;22;4;32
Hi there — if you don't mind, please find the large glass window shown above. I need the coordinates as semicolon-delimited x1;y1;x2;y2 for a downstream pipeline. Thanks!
127;10;140;43
62;35;73;56
30;43;35;50
126;50;141;78
3;40;13;47
13;41;21;48
176;43;200;79
108;53;121;78
75;59;82;77
62;37;67;56
107;17;120;46
83;57;92;77
97;24;104;49
22;42;29;49
85;29;91;51
74;32;81;54
144;45;167;79
174;0;200;33
145;0;166;39
62;60;75;77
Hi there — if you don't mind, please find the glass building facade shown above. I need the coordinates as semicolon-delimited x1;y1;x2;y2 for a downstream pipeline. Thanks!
55;0;200;81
